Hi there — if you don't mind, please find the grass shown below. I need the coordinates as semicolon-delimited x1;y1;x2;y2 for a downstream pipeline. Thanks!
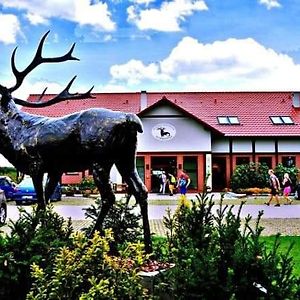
261;236;300;276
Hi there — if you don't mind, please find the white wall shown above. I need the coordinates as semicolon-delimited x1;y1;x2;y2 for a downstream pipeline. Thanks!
212;138;230;153
137;116;211;152
255;140;275;152
278;140;300;152
232;139;252;153
0;155;13;167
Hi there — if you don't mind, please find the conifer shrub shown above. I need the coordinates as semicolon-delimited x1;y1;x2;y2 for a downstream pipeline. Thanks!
0;206;73;300
156;192;299;299
84;197;143;253
27;231;149;300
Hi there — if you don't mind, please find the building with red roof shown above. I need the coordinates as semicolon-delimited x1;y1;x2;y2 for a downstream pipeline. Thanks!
23;90;300;192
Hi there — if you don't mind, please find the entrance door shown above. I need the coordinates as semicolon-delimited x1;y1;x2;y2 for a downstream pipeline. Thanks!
212;157;227;191
151;156;177;193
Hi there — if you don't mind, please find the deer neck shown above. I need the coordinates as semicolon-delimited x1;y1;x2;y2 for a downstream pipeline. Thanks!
0;101;32;164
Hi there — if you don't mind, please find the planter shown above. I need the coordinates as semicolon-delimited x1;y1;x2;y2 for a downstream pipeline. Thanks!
138;263;175;298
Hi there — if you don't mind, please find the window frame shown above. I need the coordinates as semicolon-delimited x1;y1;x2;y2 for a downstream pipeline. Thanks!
217;116;240;125
270;116;294;125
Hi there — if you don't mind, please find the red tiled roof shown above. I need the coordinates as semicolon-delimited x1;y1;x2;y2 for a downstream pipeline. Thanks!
25;92;141;117
23;91;300;137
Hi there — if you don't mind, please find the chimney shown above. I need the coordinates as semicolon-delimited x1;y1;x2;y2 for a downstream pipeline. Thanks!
140;90;147;110
292;92;300;108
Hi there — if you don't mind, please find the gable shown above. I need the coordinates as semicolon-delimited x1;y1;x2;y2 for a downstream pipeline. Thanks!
138;103;212;152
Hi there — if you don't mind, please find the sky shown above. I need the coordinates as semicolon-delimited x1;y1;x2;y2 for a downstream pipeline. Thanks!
0;0;300;99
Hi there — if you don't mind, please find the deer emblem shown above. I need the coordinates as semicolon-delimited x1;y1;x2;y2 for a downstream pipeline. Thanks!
0;31;152;253
157;127;171;137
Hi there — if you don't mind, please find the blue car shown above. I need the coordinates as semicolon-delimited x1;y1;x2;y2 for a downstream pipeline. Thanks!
13;176;62;205
0;176;17;200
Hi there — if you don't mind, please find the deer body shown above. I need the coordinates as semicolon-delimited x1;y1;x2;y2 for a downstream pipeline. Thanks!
0;32;152;253
1;106;142;172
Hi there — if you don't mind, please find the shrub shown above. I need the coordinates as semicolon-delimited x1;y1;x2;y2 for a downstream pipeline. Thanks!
0;167;18;182
0;206;73;300
230;162;270;192
274;163;299;190
27;231;150;300
84;197;143;253
156;192;299;299
79;177;96;191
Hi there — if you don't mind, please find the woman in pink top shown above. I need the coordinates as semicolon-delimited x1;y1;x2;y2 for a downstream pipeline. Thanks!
282;173;293;205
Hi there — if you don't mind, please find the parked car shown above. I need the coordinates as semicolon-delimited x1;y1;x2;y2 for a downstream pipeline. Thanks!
0;189;7;224
0;176;17;200
13;176;62;205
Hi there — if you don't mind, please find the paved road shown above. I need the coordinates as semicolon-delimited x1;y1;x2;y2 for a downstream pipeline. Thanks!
6;202;300;222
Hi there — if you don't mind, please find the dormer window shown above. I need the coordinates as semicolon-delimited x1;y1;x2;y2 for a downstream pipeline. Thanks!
270;116;294;125
217;116;240;125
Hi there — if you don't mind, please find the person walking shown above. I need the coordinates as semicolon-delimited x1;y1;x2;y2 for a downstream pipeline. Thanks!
168;173;176;196
177;171;190;196
265;169;281;207
159;171;168;194
282;172;293;205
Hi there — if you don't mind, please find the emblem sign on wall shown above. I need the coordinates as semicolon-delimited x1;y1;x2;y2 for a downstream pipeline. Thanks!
152;123;176;141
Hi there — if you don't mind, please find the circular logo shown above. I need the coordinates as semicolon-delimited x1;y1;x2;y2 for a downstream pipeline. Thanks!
152;123;176;141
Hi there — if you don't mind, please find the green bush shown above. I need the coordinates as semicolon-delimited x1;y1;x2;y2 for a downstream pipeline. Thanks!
156;192;299;299
230;162;270;192
0;206;73;300
79;177;96;191
27;231;149;300
274;163;299;189
0;167;18;182
230;162;299;192
84;197;143;254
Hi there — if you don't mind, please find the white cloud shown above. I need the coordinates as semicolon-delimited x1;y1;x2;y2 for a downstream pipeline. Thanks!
130;0;156;5
25;13;49;25
0;0;116;31
0;14;21;44
109;36;300;91
259;0;281;10
74;0;115;31
127;0;208;32
110;59;170;84
12;80;66;101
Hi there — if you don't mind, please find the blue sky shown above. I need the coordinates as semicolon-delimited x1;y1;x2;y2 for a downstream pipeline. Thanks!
0;0;300;99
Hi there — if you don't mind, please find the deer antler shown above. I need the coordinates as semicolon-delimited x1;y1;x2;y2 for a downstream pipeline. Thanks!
9;31;78;93
7;30;94;106
14;76;94;107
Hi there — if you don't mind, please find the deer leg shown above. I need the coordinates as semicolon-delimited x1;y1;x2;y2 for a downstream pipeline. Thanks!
31;174;46;210
45;173;62;204
115;159;152;254
89;162;115;237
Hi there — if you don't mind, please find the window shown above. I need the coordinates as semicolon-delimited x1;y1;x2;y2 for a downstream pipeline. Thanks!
270;116;294;124
236;157;250;165
258;156;272;168
183;156;198;189
217;116;240;125
282;156;295;167
136;157;145;183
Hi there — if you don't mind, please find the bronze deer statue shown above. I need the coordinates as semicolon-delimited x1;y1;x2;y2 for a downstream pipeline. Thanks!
0;31;152;253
